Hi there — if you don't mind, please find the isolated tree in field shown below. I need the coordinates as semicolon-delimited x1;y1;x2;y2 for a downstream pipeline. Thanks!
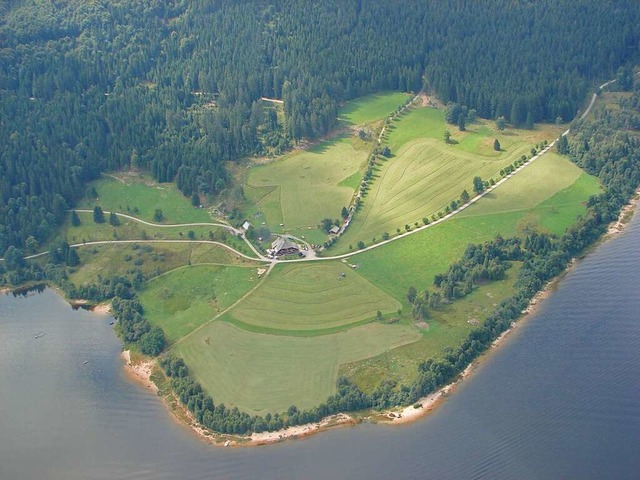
71;210;81;226
493;139;501;151
187;230;196;240
153;208;164;222
473;176;484;194
357;241;365;249
443;129;451;143
109;211;120;226
406;286;417;304
556;135;569;155
376;310;383;321
460;189;470;204
341;206;348;218
496;116;506;131
93;206;104;223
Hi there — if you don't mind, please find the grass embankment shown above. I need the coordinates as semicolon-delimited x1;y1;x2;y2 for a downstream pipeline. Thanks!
79;172;213;224
174;321;419;415
140;265;260;341
335;108;563;252
243;92;411;238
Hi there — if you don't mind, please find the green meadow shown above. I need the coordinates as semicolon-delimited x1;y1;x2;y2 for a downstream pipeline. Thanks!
335;108;564;252
174;321;419;414
79;173;213;224
226;262;401;334
244;92;411;237
140;265;260;341
60;91;602;418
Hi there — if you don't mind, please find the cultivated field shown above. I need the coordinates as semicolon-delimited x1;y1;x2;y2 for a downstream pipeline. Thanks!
227;262;401;333
352;152;601;302
174;321;420;414
79;173;213;224
244;92;411;236
140;264;259;341
335;108;563;252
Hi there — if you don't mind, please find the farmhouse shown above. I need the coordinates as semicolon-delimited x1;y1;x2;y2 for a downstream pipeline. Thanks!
270;237;299;257
242;220;252;231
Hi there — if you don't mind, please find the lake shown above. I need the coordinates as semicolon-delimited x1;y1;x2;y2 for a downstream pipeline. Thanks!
2;215;640;479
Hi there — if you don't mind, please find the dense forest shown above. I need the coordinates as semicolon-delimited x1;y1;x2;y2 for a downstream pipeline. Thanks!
1;0;640;254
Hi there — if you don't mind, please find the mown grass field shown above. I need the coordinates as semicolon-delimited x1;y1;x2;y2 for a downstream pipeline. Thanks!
338;91;411;125
227;262;401;333
140;265;259;341
68;242;259;286
351;153;601;302
244;92;411;237
335;108;563;252
173;321;420;414
79;173;212;224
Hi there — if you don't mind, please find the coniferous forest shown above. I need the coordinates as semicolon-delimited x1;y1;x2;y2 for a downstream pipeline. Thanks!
1;0;640;253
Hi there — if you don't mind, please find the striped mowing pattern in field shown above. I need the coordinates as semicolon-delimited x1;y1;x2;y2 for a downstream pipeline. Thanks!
228;262;401;332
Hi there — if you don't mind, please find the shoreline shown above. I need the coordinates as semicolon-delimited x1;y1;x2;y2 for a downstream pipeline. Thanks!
124;191;638;447
121;350;158;394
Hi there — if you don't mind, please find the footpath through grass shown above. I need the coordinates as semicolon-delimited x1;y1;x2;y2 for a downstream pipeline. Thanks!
174;321;419;415
140;264;260;342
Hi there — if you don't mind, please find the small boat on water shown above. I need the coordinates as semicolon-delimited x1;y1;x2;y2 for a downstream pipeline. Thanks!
83;360;89;365
34;332;45;339
109;321;114;326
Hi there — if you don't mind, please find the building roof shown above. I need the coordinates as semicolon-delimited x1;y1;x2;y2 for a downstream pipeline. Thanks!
329;225;340;234
271;236;298;252
242;220;252;230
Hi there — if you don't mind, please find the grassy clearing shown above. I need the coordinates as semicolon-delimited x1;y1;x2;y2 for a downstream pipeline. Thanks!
140;265;259;341
173;321;420;414
334;108;563;252
68;243;259;286
228;262;401;333
338;91;411;125
79;173;212;224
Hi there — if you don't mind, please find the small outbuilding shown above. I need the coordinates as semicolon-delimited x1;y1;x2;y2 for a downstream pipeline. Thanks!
242;220;252;231
329;225;340;235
